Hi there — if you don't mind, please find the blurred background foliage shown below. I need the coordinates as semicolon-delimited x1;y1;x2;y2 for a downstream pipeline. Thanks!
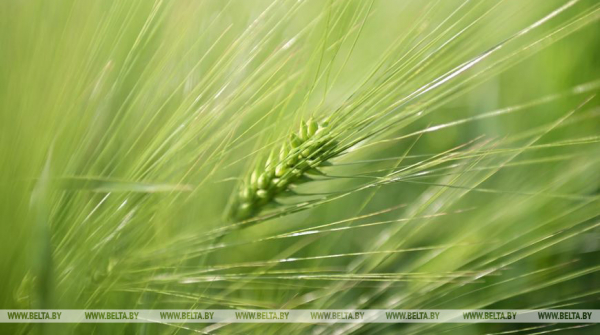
1;0;599;333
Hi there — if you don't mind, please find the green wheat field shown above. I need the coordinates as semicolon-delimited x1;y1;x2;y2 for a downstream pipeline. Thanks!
1;0;599;333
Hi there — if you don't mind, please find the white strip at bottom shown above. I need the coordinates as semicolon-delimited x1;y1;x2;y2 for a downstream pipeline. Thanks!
1;309;598;323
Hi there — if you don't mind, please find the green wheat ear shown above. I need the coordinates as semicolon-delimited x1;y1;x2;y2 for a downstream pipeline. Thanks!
230;118;337;221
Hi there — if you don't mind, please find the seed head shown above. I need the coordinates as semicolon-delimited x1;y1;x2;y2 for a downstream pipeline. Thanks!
230;118;337;220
